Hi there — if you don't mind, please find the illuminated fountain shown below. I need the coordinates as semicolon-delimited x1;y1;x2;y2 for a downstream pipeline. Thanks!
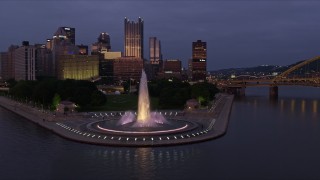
89;70;197;136
137;70;151;123
117;70;169;127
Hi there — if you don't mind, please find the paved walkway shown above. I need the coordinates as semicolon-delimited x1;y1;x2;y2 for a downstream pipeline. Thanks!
0;94;234;147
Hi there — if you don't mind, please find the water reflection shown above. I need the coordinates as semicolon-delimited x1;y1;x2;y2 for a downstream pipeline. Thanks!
313;100;318;114
301;100;306;113
244;97;319;115
290;99;295;113
280;99;284;113
87;147;198;180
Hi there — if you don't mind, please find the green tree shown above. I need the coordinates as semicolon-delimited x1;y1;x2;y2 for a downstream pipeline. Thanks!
191;82;220;106
52;93;61;110
10;80;36;100
72;87;92;107
32;79;57;105
91;90;107;106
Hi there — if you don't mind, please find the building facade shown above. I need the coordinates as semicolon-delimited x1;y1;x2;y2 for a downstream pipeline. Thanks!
149;37;162;64
191;40;207;81
158;59;182;79
0;52;7;80
57;55;99;80
77;45;89;55
113;57;143;81
1;45;18;80
53;27;76;45
14;42;36;81
91;32;111;55
124;17;144;59
34;44;54;78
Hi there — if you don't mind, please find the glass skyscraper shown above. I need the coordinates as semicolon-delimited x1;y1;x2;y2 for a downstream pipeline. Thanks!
192;40;207;81
53;27;76;45
149;37;162;64
124;17;144;59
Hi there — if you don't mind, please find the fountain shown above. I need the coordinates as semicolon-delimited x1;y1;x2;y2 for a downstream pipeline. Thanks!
89;69;197;137
117;70;169;127
137;70;151;123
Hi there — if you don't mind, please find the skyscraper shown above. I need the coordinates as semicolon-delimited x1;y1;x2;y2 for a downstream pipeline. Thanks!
98;32;111;50
91;32;111;55
1;45;19;80
53;27;76;45
191;40;207;81
149;37;162;64
124;17;144;59
14;41;36;81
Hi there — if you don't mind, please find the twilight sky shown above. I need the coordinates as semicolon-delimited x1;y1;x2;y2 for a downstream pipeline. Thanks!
1;0;320;70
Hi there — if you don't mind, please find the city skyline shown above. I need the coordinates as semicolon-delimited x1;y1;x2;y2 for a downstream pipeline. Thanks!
1;1;320;70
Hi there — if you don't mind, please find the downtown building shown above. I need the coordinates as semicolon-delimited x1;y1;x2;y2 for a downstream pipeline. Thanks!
146;37;163;80
34;44;54;78
113;57;144;82
14;41;36;81
158;59;182;80
91;32;111;55
50;26;100;80
0;45;18;80
53;27;76;45
56;54;99;80
124;17;144;59
149;37;162;64
191;40;207;81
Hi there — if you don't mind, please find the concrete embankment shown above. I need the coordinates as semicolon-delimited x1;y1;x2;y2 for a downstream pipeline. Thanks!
0;94;234;147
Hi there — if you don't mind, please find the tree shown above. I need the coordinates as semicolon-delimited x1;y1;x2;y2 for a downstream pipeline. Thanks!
91;90;107;106
191;82;220;106
10;80;36;100
52;93;61;110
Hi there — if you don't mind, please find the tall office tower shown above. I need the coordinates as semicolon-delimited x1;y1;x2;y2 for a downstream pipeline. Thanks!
0;52;7;80
53;27;76;45
14;41;36;81
191;40;207;81
124;17;144;59
98;32;111;50
0;45;18;80
91;32;111;55
149;37;162;64
34;44;54;78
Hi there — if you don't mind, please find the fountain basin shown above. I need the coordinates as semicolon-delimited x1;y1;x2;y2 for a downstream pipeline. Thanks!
87;119;198;136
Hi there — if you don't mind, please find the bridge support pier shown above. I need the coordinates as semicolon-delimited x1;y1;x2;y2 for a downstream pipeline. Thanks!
269;86;278;99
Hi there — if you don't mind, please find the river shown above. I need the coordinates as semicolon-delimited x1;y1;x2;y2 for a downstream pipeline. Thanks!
0;86;319;179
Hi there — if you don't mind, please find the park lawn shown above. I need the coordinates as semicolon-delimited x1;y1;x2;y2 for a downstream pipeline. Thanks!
82;94;159;112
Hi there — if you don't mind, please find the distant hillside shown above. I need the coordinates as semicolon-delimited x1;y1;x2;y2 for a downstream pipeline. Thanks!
209;60;311;78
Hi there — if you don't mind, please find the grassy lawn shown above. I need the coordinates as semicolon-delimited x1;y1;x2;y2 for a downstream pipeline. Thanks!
83;94;159;112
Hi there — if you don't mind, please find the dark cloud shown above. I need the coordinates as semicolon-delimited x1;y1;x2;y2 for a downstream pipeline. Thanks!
0;0;320;70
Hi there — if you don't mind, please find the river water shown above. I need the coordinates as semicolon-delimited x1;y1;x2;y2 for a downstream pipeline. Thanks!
0;86;319;180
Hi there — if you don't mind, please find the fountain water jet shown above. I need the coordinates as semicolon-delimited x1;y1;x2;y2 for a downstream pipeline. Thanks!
137;70;151;123
117;70;169;127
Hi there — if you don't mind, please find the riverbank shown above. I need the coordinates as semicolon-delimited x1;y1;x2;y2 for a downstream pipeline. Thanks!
0;94;234;147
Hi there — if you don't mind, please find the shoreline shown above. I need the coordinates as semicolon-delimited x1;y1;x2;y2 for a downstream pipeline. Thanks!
0;94;234;147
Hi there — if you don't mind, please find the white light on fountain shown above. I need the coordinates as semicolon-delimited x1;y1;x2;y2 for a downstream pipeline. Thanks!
137;70;151;123
117;70;169;127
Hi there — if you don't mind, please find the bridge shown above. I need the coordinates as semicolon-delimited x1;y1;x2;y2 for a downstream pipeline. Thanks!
219;56;320;98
